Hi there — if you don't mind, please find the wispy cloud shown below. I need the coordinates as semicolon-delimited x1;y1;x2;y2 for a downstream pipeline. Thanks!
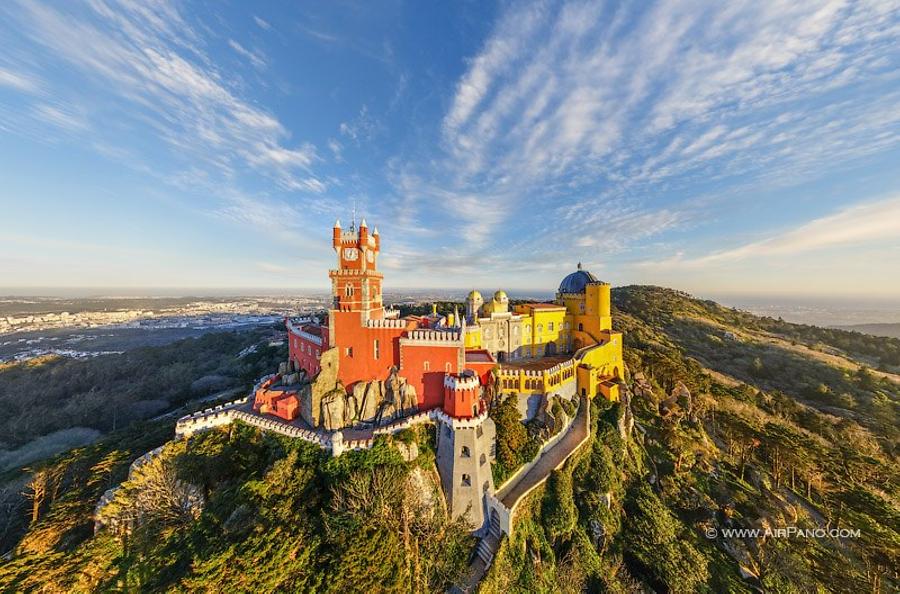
423;0;900;266
30;103;89;132
640;195;900;269
0;67;41;93
253;15;271;31
3;0;324;195
227;39;266;69
339;104;380;144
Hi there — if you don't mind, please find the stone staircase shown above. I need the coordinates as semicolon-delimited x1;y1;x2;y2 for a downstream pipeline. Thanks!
474;513;504;566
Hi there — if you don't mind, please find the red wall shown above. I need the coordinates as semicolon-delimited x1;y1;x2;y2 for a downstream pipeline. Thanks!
400;342;462;410
288;331;323;377
332;310;410;389
444;385;478;418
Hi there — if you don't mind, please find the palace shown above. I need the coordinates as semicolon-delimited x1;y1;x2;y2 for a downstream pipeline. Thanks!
251;218;624;527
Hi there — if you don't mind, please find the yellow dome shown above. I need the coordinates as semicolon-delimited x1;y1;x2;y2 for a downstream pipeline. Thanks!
467;290;482;300
494;290;508;301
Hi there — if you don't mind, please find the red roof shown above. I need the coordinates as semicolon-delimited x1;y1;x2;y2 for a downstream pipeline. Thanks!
300;324;325;337
522;302;566;309
465;349;494;363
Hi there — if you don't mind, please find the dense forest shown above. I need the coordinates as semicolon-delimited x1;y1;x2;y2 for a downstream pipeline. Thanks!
0;287;897;592
0;328;285;453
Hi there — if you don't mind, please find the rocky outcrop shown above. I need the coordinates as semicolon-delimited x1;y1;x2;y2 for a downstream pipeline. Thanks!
306;364;420;431
617;387;635;440
659;381;692;422
300;347;340;428
319;385;350;430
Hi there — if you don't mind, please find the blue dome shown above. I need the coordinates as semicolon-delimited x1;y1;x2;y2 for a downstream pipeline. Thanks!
558;265;599;294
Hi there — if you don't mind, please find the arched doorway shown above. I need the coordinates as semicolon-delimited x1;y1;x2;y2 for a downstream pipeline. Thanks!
546;342;557;355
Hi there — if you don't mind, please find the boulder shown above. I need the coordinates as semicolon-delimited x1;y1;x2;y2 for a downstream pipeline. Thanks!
394;440;418;462
356;380;382;423
319;388;347;431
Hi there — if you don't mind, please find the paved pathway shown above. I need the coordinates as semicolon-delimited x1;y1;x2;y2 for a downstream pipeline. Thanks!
499;397;590;508
452;398;591;593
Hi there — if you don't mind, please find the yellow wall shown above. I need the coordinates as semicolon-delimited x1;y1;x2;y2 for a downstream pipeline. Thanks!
562;283;612;341
514;305;568;357
578;331;623;378
464;325;482;349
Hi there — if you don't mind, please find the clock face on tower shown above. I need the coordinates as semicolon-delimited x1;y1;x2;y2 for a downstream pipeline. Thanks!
343;248;358;261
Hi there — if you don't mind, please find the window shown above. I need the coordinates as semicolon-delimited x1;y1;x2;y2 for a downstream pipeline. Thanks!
445;362;452;372
461;446;471;458
373;339;380;359
548;322;554;331
345;284;354;297
424;361;430;371
525;324;531;335
345;347;353;357
461;474;471;487
483;481;490;493
480;453;487;465
537;324;543;334
578;323;583;331
484;327;492;339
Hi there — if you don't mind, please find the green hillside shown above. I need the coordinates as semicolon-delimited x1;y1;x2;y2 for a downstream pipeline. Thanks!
1;287;897;593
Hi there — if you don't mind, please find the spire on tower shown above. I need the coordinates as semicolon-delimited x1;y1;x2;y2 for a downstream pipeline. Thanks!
373;226;379;236
360;218;367;228
334;219;342;228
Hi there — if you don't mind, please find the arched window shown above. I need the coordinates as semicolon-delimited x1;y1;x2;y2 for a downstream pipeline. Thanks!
537;324;543;334
461;446;471;458
548;322;554;331
445;362;452;372
345;284;354;297
578;323;583;331
480;453;487;465
424;361;430;371
461;474;471;487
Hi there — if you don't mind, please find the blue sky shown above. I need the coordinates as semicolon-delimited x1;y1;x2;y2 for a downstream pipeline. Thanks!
1;0;899;298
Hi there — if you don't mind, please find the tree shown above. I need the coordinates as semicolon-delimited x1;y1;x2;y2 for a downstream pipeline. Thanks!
623;483;710;592
491;395;528;473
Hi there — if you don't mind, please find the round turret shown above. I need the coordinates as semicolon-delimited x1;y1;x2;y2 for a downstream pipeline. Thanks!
466;289;484;322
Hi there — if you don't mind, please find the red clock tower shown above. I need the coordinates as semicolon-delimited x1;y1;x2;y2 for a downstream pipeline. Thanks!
328;219;409;389
330;218;383;321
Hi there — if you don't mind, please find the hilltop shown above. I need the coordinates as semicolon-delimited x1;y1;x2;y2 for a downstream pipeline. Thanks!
834;323;900;340
0;286;897;593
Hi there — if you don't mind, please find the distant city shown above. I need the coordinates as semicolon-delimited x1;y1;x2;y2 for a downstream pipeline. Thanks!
2;287;899;365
